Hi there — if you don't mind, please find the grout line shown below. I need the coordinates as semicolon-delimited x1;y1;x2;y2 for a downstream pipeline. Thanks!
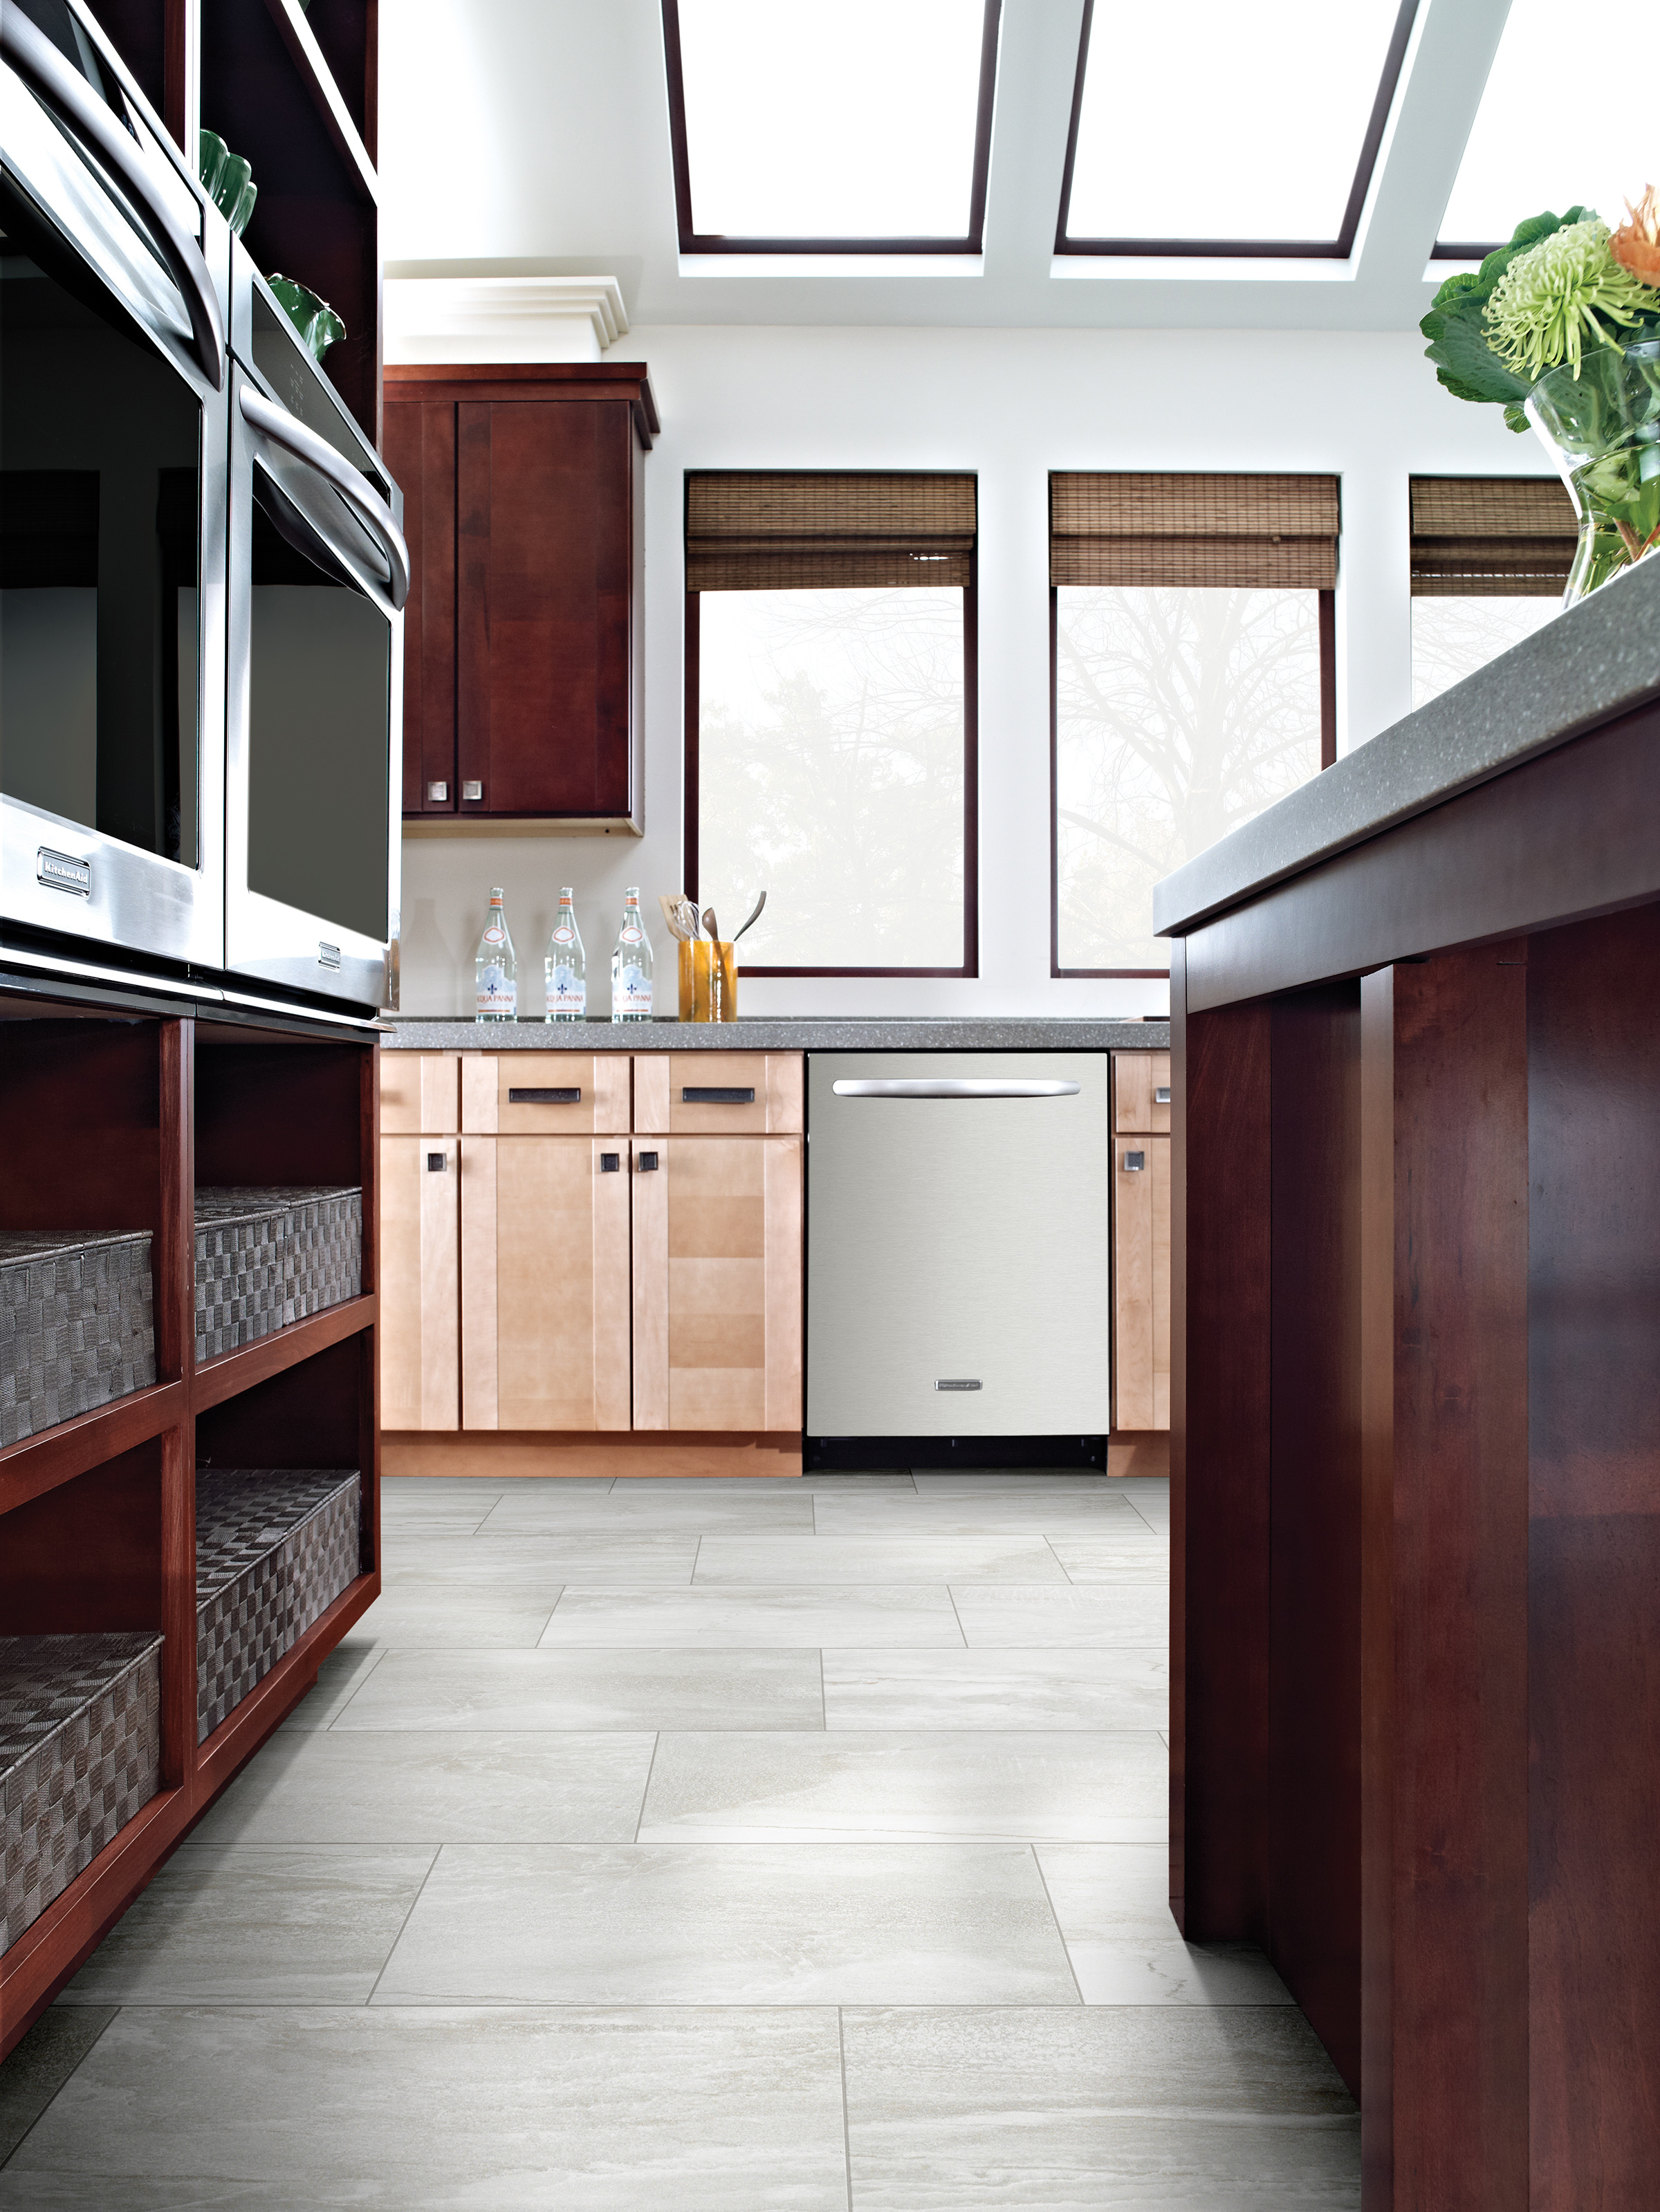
818;1648;827;1731
321;1643;389;1731
363;1844;444;2007
0;2004;123;2170
838;2007;855;2212
688;1535;703;1586
943;1585;970;1648
632;1732;662;1843
1044;1535;1076;1587
1030;1843;1089;2007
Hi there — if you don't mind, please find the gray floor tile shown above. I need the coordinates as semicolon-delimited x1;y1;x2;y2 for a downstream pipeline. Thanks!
1034;1845;1291;2008
538;1585;965;1648
340;1586;561;1648
842;2006;1361;2209
374;1843;1079;2005
279;1643;386;1731
59;1845;436;2004
330;1648;825;1732
0;2007;116;2166
694;1533;1071;1583
822;1648;1168;1730
187;1728;656;1846
638;1731;1166;1843
478;1488;815;1532
1047;1527;1170;1581
615;1474;915;1491
380;1533;699;1585
1035;1842;1183;1942
952;1584;1168;1648
0;2007;850;2211
812;1493;1148;1535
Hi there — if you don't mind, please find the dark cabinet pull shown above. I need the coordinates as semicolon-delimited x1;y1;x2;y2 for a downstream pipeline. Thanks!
508;1087;582;1105
1123;1150;1146;1172
600;1152;620;1172
638;1152;659;1171
427;1152;447;1172
681;1087;755;1105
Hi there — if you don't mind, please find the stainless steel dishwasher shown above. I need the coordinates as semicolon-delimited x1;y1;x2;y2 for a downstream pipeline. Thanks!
805;1052;1112;1467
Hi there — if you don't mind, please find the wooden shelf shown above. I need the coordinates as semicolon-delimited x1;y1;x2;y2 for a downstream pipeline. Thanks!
194;1294;378;1412
0;1382;185;1518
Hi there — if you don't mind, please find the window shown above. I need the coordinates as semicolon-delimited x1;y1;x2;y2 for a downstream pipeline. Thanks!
1050;474;1337;976
662;0;1000;253
1409;477;1573;708
1436;0;1648;255
1056;0;1416;255
687;472;976;975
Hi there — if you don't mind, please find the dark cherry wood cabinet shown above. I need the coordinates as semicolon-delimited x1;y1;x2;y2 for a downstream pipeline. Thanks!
384;365;658;831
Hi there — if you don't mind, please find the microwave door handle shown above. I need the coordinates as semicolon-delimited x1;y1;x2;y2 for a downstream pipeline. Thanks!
239;385;410;610
1;8;225;391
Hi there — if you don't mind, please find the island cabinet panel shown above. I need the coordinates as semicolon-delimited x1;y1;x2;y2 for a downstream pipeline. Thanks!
385;366;654;829
460;1137;630;1431
631;1137;802;1432
1113;1136;1170;1430
379;1136;459;1432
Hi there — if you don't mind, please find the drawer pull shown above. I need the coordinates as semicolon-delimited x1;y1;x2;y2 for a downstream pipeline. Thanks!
1123;1150;1146;1172
600;1152;620;1172
1154;1086;1171;1105
508;1087;582;1105
681;1086;755;1105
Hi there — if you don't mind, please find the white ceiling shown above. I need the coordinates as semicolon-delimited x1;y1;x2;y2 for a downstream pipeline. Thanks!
378;0;1518;333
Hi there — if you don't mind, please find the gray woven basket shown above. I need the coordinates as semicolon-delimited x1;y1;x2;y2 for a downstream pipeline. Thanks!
1;1632;163;1955
0;1231;156;1448
196;1468;362;1741
194;1188;362;1363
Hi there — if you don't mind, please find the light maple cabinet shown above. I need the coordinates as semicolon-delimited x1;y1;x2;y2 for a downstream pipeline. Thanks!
1112;1051;1171;1432
380;1052;461;1430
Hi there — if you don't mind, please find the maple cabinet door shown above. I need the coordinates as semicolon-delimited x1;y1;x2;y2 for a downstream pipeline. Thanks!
380;1135;459;1430
631;1136;802;1432
1113;1133;1171;1431
461;1136;631;1431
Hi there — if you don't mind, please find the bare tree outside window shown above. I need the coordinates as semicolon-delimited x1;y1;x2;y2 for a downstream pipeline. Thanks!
1410;597;1557;710
697;587;967;970
1055;586;1323;973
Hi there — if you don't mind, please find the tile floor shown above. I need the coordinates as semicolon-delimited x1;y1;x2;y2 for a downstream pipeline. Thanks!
0;1471;1360;2208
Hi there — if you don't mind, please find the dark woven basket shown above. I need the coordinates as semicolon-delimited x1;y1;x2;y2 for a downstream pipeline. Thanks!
196;1468;362;1740
194;1188;362;1363
1;1632;163;1955
0;1231;156;1448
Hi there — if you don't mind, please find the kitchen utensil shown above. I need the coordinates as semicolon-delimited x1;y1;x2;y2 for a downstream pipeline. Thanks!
659;893;699;942
701;906;720;946
732;890;767;943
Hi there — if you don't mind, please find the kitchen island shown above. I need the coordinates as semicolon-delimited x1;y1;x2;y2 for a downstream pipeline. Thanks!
1155;555;1660;2210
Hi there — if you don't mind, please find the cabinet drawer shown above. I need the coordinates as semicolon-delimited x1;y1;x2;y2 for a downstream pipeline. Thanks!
632;1053;804;1135
382;1053;459;1134
1114;1051;1171;1134
461;1053;631;1134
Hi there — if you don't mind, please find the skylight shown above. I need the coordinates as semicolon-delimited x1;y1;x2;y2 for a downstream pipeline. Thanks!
1058;0;1414;255
663;0;999;251
1437;0;1652;252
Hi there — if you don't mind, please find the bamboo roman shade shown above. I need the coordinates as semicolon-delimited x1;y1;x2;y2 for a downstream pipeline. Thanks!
1050;473;1340;590
685;472;977;592
1410;477;1577;598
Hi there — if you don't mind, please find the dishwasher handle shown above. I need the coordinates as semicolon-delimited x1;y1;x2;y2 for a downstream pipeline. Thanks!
830;1078;1082;1100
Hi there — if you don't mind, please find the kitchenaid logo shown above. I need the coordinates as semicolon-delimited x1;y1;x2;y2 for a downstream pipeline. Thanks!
934;1379;983;1392
36;847;91;896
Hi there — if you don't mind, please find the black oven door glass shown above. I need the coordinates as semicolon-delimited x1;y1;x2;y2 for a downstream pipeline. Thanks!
0;237;201;865
246;463;389;944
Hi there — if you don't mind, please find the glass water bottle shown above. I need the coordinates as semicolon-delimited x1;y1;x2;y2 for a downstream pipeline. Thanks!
474;887;517;1022
544;886;586;1021
610;885;653;1022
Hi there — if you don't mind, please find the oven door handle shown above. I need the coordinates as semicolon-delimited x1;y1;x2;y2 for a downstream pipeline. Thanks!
1;6;225;391
830;1079;1083;1099
239;383;410;610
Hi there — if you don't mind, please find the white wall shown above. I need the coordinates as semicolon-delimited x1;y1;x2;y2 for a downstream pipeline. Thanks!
398;320;1540;1019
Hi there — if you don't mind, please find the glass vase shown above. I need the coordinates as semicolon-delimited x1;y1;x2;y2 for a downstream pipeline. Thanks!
1526;340;1660;605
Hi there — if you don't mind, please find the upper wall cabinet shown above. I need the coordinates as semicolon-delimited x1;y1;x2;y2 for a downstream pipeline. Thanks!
383;365;658;833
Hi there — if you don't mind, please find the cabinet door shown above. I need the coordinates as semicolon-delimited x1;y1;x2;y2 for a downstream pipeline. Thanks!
380;1135;459;1430
382;398;458;818
455;399;638;820
1114;1051;1172;1134
382;1052;460;1136
1113;1134;1170;1431
631;1136;802;1431
461;1136;630;1430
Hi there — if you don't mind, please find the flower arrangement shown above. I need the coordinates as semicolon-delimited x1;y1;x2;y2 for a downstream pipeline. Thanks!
1421;192;1660;602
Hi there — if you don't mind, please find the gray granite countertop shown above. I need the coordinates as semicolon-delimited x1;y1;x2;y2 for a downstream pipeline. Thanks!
1154;551;1660;938
385;1017;1170;1051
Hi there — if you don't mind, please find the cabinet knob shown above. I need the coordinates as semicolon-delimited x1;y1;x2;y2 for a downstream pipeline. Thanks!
600;1152;620;1172
427;1152;447;1172
1122;1150;1145;1172
462;780;483;802
1154;1087;1171;1105
638;1151;659;1172
427;780;448;802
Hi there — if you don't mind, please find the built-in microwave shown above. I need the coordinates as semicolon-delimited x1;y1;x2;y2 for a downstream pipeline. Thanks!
224;243;406;1015
1;0;230;975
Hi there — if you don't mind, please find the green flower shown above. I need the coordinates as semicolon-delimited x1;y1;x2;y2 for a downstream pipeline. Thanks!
1484;218;1660;380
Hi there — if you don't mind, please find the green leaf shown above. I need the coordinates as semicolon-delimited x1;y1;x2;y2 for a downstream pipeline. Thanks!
1421;209;1598;413
1502;403;1531;434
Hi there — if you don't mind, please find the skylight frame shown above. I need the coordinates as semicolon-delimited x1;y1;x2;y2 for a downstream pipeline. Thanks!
1053;0;1420;260
661;0;1002;255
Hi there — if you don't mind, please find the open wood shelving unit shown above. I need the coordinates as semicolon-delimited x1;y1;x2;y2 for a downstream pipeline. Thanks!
93;0;383;446
0;984;382;2058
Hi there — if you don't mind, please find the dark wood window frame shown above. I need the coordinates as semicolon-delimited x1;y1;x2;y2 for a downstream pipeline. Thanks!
684;584;980;980
1053;0;1419;260
1049;584;1337;981
661;0;1002;255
